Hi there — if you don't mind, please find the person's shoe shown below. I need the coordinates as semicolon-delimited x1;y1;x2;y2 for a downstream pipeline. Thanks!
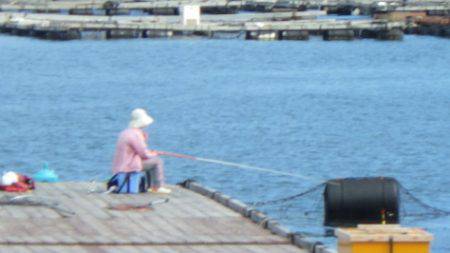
149;187;171;194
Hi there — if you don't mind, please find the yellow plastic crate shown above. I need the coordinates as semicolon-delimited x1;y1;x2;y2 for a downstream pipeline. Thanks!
336;224;433;253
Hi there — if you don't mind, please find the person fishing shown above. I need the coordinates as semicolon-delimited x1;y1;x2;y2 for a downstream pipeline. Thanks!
110;108;171;194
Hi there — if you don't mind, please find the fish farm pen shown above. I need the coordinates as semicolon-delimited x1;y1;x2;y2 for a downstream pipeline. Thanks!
0;0;449;40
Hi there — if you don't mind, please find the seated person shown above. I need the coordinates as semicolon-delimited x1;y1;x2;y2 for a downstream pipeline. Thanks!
111;108;171;194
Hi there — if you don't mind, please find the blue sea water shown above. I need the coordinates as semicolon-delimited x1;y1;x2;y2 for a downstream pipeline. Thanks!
0;34;449;252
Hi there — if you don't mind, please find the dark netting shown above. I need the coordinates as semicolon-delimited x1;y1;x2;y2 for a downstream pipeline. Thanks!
246;180;450;237
399;184;450;221
248;182;329;237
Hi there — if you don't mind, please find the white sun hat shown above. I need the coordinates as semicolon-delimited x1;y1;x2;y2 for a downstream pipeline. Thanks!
129;108;154;129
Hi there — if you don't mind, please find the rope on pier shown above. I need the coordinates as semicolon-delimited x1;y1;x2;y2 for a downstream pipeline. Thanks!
0;195;75;217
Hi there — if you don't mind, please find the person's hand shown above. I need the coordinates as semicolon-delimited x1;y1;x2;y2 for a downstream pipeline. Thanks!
147;150;159;156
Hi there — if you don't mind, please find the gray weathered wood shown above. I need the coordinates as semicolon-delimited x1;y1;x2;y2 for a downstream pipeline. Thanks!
0;182;309;252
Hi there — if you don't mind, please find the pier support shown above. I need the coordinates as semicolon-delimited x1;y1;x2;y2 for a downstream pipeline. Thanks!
31;29;81;40
80;30;107;39
444;27;450;38
418;25;449;37
210;31;243;39
279;30;309;40
48;30;81;40
34;9;60;14
376;28;403;40
241;1;276;12
142;30;174;38
336;4;354;15
323;30;355;41
358;29;375;39
107;9;131;15
359;28;403;40
10;28;32;36
404;19;418;35
106;29;140;39
245;31;279;40
193;31;214;37
202;6;239;14
148;7;178;15
325;4;354;15
69;9;94;15
427;9;450;16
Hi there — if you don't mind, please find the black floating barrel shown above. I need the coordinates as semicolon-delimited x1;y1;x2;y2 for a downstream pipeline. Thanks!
324;177;400;227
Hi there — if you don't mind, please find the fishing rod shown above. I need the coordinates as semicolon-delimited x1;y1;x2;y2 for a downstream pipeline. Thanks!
154;150;319;182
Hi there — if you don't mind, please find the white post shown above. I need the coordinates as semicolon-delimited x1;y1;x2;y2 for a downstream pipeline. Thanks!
181;5;201;26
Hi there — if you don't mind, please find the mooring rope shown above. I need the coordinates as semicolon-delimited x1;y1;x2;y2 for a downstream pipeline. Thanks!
399;184;450;218
249;182;326;207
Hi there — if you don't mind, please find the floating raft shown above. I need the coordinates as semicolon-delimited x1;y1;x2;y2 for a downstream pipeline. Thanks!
0;12;405;40
0;181;326;253
1;0;448;15
239;0;450;14
0;10;325;24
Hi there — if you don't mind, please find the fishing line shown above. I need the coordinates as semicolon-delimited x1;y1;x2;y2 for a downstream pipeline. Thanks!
153;150;450;221
160;149;449;220
156;150;320;182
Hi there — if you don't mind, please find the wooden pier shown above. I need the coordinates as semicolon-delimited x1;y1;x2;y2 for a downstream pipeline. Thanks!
0;181;331;253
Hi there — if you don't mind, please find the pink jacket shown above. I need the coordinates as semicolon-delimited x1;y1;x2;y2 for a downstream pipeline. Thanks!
112;128;149;174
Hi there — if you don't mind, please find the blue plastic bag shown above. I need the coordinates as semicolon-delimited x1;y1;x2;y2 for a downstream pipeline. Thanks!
33;163;59;182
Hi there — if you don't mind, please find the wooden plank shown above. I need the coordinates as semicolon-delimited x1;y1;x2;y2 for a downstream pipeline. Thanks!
0;246;32;253
30;183;63;219
126;214;168;243
53;182;111;219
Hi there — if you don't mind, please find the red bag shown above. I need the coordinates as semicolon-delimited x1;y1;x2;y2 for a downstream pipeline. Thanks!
0;174;35;192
